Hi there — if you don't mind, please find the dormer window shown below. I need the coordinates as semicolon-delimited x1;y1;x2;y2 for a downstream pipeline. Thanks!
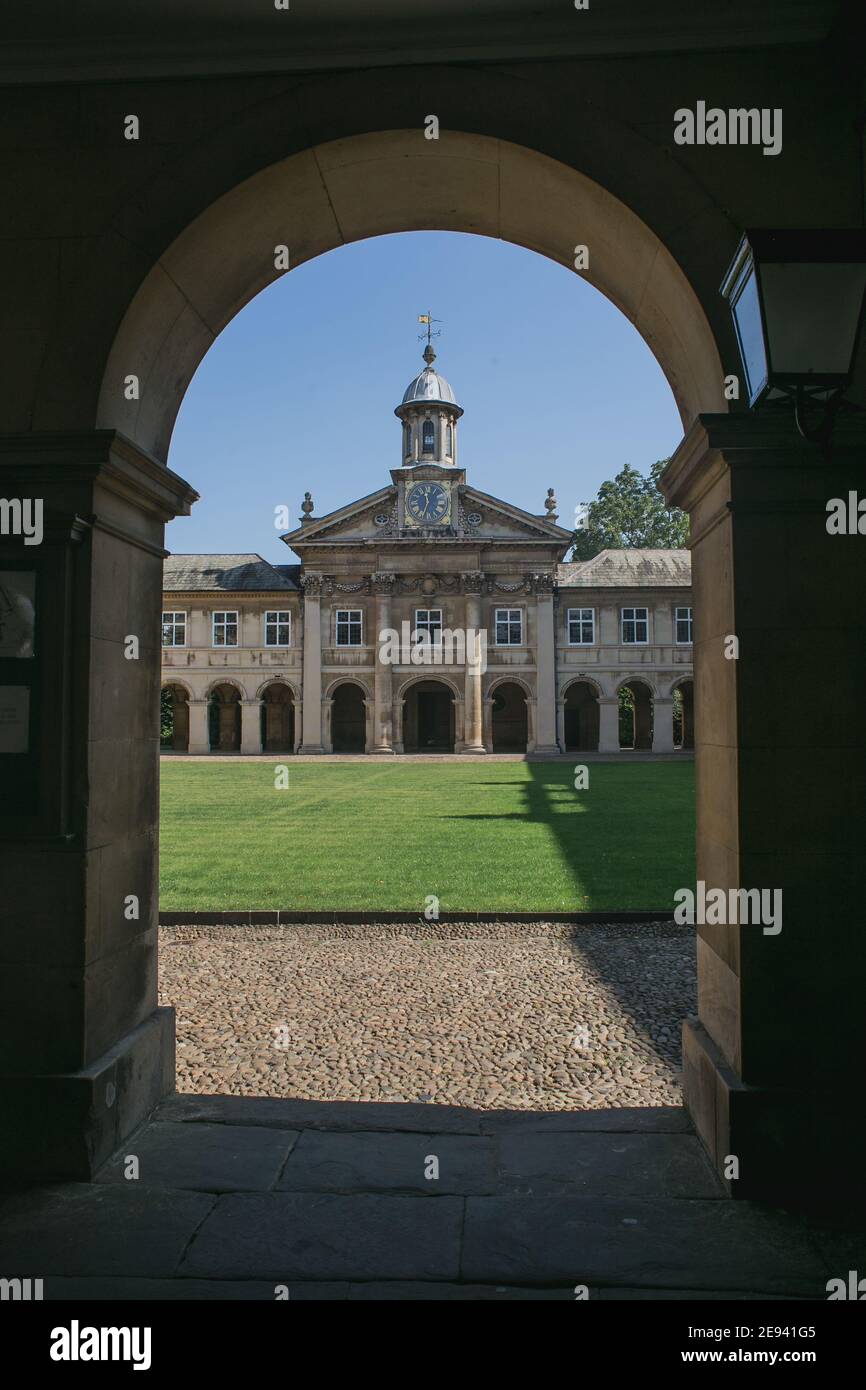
422;419;435;455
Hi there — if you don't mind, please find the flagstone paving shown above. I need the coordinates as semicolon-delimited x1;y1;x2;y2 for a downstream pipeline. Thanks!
1;1095;862;1300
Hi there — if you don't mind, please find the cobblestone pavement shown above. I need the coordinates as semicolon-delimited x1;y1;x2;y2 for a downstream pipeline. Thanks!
159;921;695;1109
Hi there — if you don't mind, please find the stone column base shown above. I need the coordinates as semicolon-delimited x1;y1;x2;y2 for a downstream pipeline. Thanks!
683;1017;866;1207
0;1007;176;1183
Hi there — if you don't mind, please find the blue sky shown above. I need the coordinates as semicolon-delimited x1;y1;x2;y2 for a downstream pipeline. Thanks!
166;231;682;564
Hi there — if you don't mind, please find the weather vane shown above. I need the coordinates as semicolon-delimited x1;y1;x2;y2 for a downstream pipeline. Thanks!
417;312;442;349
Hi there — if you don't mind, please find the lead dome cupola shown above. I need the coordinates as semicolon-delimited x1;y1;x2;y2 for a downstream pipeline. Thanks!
395;342;463;467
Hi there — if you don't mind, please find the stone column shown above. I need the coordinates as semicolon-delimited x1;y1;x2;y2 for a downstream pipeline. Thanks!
393;697;405;754
188;698;209;753
660;411;866;1203
461;572;485;753
652;696;675;752
372;573;395;753
292;700;303;753
482;695;494;753
0;431;198;1181
299;575;324;753
241;699;262;754
598;697;620;752
534;575;559;752
526;697;537;751
556;697;566;752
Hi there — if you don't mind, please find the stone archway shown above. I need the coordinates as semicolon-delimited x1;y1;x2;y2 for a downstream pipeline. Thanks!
403;679;456;753
94;131;725;461
491;681;529;753
331;682;367;753
161;683;190;753
563;680;600;752
5;93;860;1206
207;682;242;753
260;681;295;753
618;679;654;751
673;679;695;750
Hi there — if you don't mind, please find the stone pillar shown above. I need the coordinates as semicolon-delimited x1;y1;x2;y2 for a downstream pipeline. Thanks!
321;697;333;753
393;697;405;754
372;573;395;753
597;697;620;752
241;699;262;755
461;573;485;753
0;431;197;1181
556;697;566;752
188;698;209;753
299;575;324;753
660;411;866;1203
534;575;559;752
652;696;675;752
482;695;494;753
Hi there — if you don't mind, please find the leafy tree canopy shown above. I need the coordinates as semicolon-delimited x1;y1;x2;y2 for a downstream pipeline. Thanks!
570;460;688;561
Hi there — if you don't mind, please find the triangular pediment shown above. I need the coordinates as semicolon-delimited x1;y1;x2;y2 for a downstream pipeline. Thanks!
281;486;397;544
281;482;573;548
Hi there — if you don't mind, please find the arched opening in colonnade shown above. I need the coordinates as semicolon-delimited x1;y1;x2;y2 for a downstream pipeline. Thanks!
208;683;241;753
618;680;654;751
85;127;717;1129
403;678;456;753
331;682;367;753
161;683;190;753
260;681;295;753
491;682;529;752
563;680;600;752
673;679;695;751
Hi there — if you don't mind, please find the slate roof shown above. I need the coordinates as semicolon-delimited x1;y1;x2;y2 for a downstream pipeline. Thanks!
163;554;300;592
556;549;691;588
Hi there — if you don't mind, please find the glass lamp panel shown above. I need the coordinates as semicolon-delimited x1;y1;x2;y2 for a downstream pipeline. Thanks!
761;262;866;378
731;265;769;402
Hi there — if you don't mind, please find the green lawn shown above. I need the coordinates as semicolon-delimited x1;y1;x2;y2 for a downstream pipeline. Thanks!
159;761;695;912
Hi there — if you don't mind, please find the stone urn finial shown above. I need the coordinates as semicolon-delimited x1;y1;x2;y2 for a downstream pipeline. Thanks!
545;487;558;518
300;491;314;524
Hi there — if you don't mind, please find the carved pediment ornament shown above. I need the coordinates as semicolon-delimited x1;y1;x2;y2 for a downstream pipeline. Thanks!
397;573;461;595
491;576;534;594
371;571;397;595
461;570;486;594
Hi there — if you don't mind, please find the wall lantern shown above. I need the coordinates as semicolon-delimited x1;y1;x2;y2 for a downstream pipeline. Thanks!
720;229;866;444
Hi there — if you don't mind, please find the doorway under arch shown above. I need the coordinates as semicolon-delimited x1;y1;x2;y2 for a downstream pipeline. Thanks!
331;682;367;753
491;682;528;752
208;683;241;752
261;682;295;753
564;681;600;752
403;680;456;753
673;679;695;750
618;681;654;751
161;683;190;753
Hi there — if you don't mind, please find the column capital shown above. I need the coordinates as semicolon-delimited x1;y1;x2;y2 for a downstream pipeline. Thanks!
660;409;866;513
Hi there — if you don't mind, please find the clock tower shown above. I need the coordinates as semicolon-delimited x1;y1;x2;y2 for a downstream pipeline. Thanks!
393;330;464;533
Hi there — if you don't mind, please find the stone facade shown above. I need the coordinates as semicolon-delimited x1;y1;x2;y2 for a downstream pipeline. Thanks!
162;350;693;754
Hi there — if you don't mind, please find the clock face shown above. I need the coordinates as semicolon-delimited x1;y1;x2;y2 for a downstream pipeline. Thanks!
406;482;450;525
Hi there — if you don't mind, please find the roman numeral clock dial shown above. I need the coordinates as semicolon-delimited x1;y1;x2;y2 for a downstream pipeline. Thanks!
406;482;450;526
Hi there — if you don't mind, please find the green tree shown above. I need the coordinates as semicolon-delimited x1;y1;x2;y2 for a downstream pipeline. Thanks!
570;459;688;560
160;687;174;746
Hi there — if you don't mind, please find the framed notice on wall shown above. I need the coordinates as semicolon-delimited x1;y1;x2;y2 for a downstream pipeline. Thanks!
0;570;36;658
0;685;30;753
